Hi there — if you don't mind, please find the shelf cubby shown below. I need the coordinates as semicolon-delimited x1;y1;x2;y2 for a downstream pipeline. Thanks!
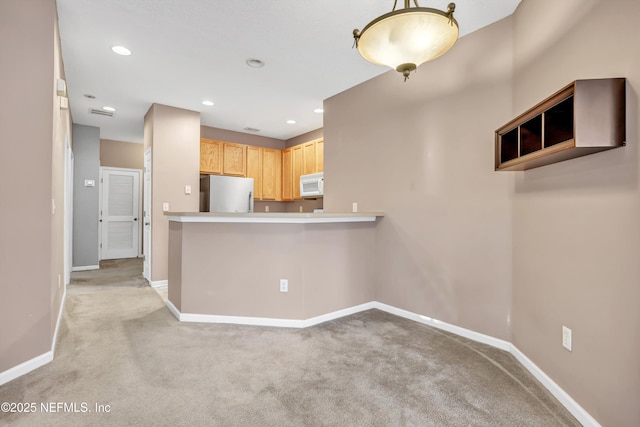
495;78;626;171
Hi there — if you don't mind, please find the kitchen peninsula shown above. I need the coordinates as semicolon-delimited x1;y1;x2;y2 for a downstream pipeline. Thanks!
166;212;384;327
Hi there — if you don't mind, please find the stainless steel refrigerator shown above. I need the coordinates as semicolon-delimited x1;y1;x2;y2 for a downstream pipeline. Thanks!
200;175;254;213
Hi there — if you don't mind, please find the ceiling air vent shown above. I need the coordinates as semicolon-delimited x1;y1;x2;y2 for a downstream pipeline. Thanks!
89;108;114;117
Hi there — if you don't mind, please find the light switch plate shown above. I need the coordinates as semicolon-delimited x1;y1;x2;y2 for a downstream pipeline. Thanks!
56;78;67;96
562;326;572;351
84;179;95;187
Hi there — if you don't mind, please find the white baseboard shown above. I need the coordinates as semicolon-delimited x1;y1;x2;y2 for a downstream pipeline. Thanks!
166;300;377;329
150;280;168;288
304;302;377;327
71;265;99;272
0;351;53;386
165;300;599;425
166;299;181;320
510;345;600;427
372;302;511;351
168;300;507;350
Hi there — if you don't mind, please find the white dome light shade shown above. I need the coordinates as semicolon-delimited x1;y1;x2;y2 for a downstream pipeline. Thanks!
354;3;458;79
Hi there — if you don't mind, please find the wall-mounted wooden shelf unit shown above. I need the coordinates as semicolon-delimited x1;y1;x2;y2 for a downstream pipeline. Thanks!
495;78;626;171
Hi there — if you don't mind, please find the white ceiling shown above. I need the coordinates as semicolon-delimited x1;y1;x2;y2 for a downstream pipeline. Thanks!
56;0;522;143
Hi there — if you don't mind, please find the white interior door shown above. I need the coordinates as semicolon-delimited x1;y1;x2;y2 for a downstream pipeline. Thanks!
101;167;141;260
143;148;152;281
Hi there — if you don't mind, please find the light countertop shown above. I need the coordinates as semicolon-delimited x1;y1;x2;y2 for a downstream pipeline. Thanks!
165;212;384;224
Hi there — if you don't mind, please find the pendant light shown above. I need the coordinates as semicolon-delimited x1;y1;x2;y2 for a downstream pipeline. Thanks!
353;1;459;81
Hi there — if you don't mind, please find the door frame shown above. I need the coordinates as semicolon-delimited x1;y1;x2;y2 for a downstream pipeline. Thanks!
98;166;143;260
64;135;74;285
143;148;152;282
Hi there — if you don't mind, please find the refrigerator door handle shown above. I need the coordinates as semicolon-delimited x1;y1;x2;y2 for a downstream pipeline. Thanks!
248;191;253;213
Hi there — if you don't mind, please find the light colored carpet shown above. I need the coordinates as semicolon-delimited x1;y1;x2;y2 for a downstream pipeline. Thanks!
0;259;580;426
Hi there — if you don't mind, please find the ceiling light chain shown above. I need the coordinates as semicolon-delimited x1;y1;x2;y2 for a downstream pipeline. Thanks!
353;1;459;81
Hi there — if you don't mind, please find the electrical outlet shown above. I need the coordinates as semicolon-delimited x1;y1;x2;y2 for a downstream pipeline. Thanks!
280;279;288;293
163;202;169;212
185;185;192;195
562;326;572;351
352;202;358;213
265;205;270;213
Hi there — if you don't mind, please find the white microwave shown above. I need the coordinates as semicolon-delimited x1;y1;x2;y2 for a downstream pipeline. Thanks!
300;172;324;198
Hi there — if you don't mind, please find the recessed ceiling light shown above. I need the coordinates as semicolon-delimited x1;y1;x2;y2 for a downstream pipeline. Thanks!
286;120;296;124
103;106;116;112
246;58;265;68
314;108;324;114
111;46;132;56
202;100;214;106
83;94;96;99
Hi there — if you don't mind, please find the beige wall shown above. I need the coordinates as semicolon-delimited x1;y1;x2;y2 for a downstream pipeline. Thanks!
0;0;70;372
510;1;640;426
201;125;285;150
324;1;640;425
100;139;144;170
324;17;515;341
144;104;200;282
169;221;376;319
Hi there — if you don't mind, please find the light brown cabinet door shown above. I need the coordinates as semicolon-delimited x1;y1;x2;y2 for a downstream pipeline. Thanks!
281;148;293;201
262;148;279;200
200;139;223;174
303;141;316;175
246;146;262;200
315;139;324;172
292;145;303;200
223;143;246;176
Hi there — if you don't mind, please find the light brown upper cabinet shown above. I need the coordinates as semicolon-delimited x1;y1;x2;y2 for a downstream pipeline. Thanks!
200;138;223;174
315;139;324;172
246;146;262;199
281;148;293;201
247;146;281;201
495;78;626;171
292;145;304;200
262;148;280;200
302;138;324;175
222;143;247;176
303;141;316;175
